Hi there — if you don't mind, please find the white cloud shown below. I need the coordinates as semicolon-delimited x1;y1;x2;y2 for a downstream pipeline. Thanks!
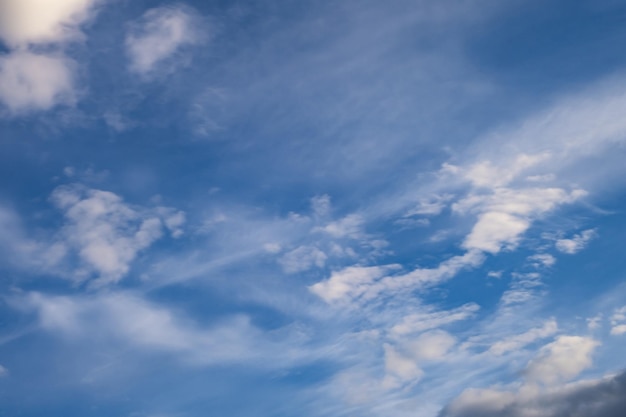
498;272;544;307
404;194;452;216
488;319;558;356
0;364;7;377
311;194;331;217
525;336;599;385
463;153;551;189
407;330;456;361
527;253;556;268
21;291;271;365
279;245;327;274
314;213;364;239
50;185;184;286
0;0;98;47
610;325;626;336
0;51;75;113
555;229;597;254
126;4;204;76
382;330;456;390
587;314;603;331
160;208;186;238
456;187;586;254
309;265;399;303
610;306;626;336
382;343;423;389
390;303;479;336
463;211;529;253
443;386;517;417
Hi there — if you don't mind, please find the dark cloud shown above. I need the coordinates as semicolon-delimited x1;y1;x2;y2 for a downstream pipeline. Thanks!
439;370;626;417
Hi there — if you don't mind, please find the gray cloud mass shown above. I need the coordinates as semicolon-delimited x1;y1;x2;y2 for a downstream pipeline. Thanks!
439;370;626;417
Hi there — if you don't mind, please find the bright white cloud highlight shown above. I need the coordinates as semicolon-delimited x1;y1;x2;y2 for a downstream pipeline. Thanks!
0;0;101;114
279;245;327;273
456;187;586;254
0;0;98;47
126;5;204;75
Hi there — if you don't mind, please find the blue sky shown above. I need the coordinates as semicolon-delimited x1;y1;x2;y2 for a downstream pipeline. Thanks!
1;0;626;416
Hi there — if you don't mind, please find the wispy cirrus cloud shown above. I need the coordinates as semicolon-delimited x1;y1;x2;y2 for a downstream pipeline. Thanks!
0;0;99;47
16;290;305;367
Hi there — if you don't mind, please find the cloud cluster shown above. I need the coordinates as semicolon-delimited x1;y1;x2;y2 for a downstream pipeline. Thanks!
0;0;99;113
0;184;184;287
49;185;185;286
441;335;604;417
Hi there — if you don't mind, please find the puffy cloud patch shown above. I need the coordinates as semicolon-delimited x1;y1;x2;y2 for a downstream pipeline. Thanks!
0;51;75;113
555;229;597;254
50;185;185;286
455;187;586;254
126;4;205;76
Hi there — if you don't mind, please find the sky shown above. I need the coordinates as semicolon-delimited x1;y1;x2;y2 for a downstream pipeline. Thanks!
1;0;626;416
